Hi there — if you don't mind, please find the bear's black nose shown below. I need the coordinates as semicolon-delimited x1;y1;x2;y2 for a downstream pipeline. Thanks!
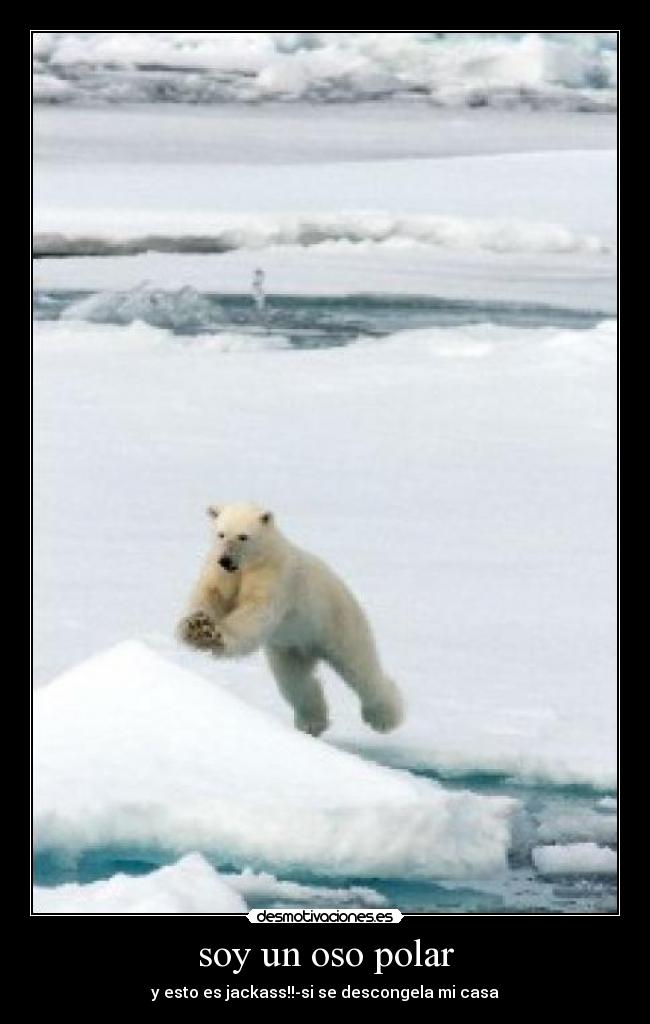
219;556;237;572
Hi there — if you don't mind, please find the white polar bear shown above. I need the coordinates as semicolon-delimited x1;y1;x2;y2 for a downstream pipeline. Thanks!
177;502;404;736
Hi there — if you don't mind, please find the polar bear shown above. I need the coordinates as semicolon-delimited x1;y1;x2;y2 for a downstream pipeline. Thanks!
177;502;404;736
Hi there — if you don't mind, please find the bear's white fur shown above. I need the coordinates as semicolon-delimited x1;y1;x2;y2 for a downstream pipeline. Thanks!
177;502;404;736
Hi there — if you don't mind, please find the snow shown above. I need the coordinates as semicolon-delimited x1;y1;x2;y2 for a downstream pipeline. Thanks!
33;640;515;879
33;104;617;165
33;138;616;312
32;32;617;109
224;870;385;908
535;806;618;845
33;852;386;914
33;317;616;790
33;74;76;104
33;853;247;913
34;317;289;354
532;843;617;876
597;796;617;811
33;150;615;243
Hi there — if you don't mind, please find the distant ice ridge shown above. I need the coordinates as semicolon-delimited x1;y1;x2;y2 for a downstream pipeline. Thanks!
532;843;617;876
34;211;606;258
33;853;386;913
32;32;616;110
34;641;516;880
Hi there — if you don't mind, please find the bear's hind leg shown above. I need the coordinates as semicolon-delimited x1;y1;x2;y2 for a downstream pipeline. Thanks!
360;676;404;733
265;647;330;737
325;644;404;734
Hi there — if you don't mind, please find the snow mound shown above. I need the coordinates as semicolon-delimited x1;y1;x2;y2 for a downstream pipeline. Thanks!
33;211;605;259
34;641;515;880
60;283;220;332
532;843;617;876
33;853;246;913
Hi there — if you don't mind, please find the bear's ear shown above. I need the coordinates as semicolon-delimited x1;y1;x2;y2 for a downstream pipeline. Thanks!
206;505;220;519
260;510;273;525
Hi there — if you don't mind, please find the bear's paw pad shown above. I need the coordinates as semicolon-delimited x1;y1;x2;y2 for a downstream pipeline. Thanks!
179;612;218;647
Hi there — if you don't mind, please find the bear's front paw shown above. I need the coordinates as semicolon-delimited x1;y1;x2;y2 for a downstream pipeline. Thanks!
362;698;404;734
178;611;218;649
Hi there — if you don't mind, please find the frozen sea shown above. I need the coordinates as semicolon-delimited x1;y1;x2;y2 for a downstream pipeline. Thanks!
32;40;617;915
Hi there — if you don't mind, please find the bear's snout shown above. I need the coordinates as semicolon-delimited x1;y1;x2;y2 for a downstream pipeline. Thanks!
219;555;238;572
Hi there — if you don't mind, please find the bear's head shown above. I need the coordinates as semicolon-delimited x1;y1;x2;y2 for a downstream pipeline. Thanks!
206;502;274;573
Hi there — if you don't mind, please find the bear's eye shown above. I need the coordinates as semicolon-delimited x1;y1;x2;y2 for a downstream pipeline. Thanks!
238;534;249;542
217;532;225;539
